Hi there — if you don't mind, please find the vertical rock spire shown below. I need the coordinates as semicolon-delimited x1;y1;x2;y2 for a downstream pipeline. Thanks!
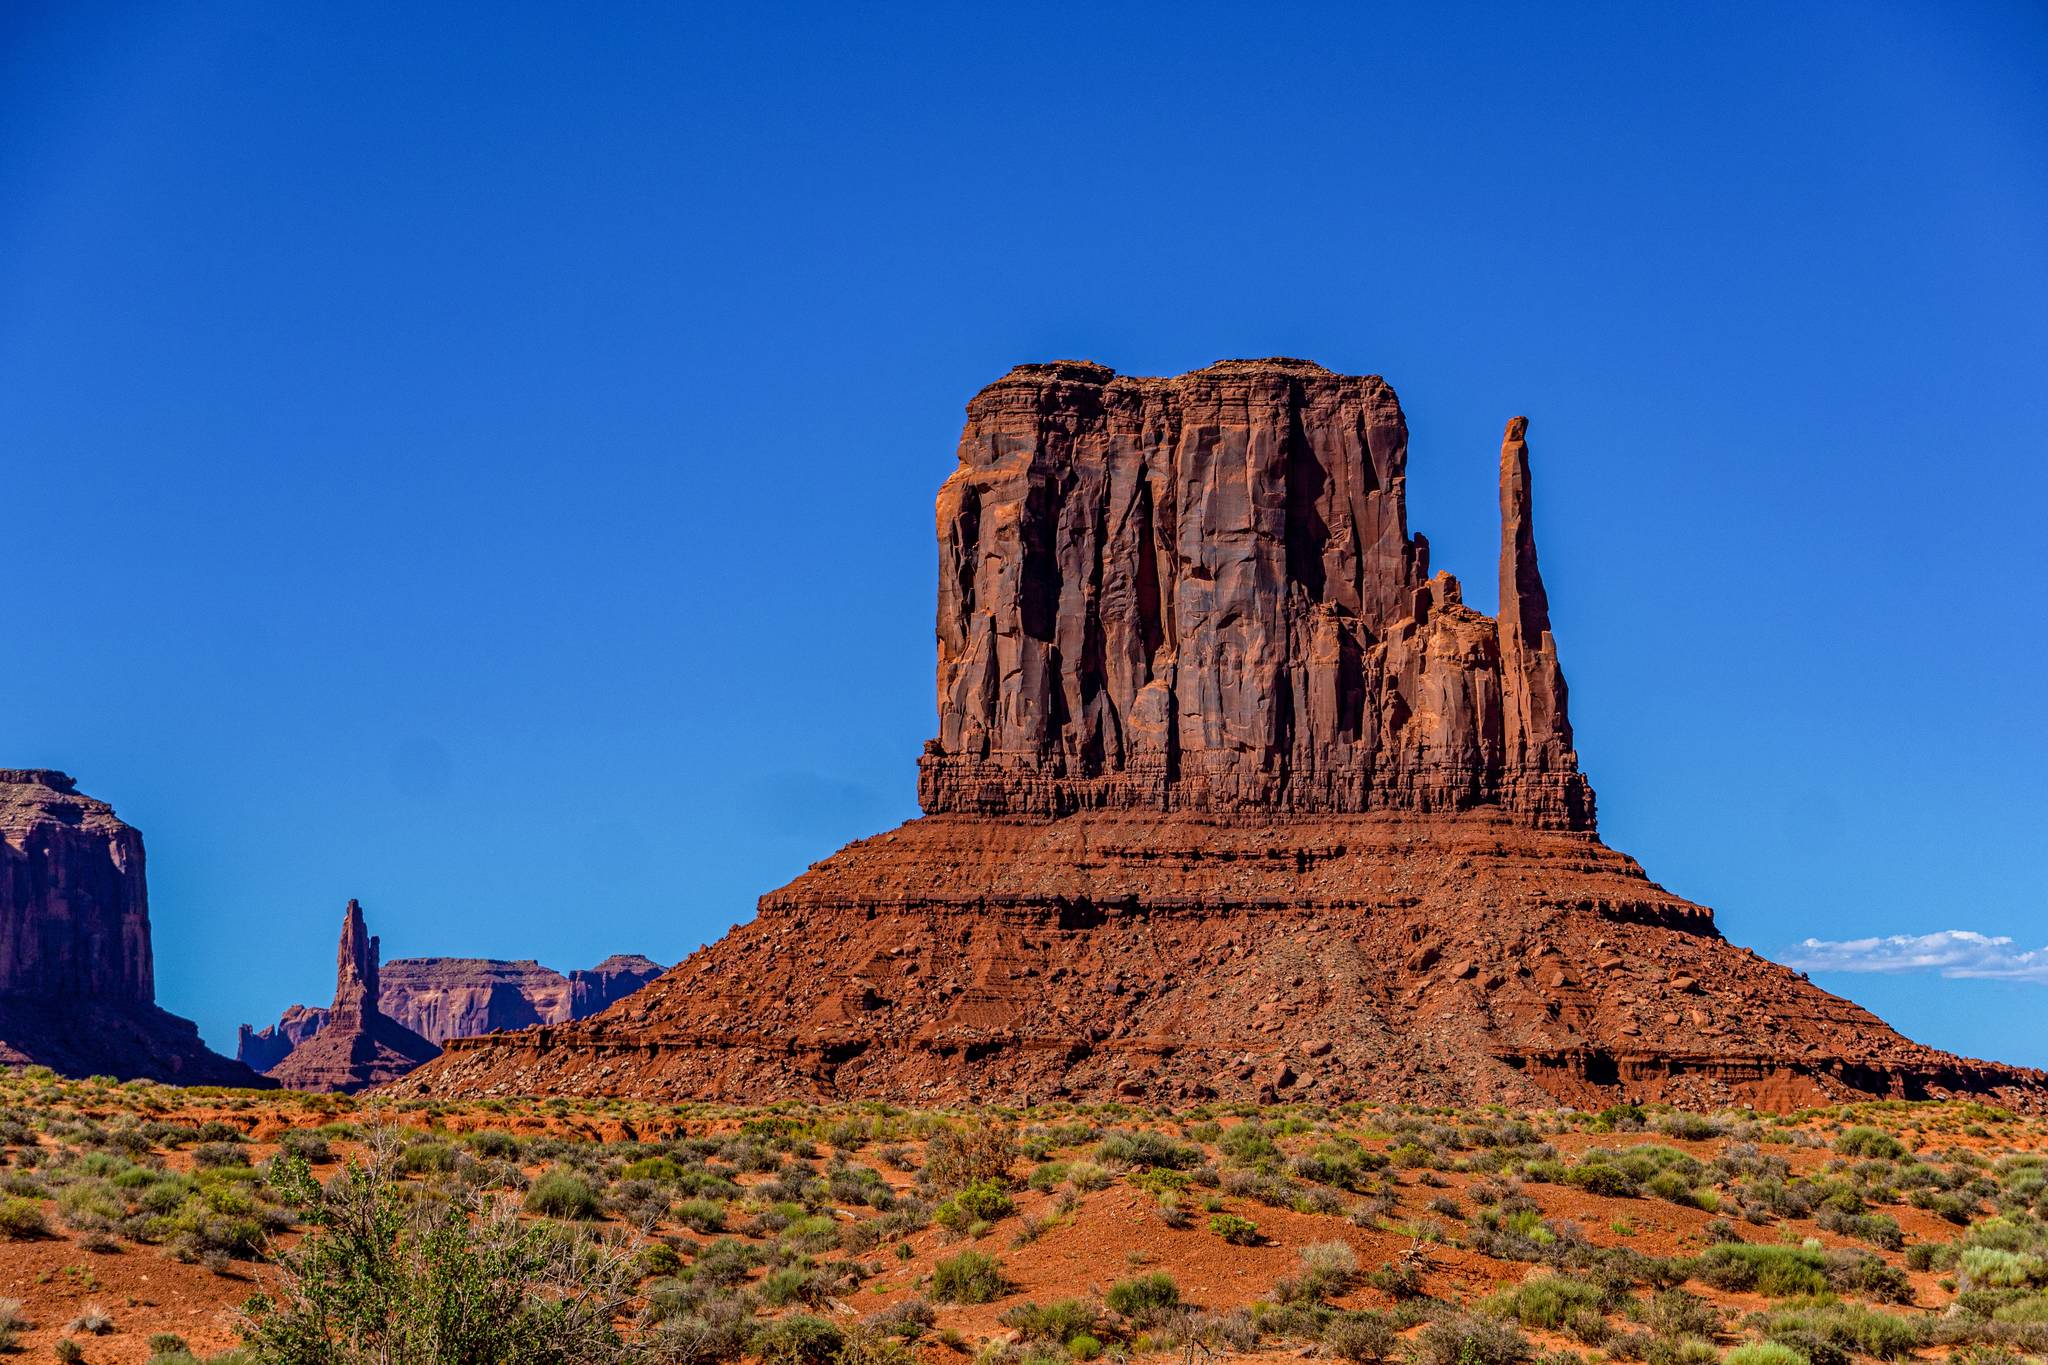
1496;416;1574;765
331;898;379;1026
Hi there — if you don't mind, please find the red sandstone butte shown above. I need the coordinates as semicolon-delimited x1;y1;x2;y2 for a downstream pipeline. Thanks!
0;769;266;1085
396;360;2046;1111
266;900;440;1093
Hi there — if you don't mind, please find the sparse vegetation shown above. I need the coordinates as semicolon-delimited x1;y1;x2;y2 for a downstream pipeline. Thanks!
3;1078;2048;1361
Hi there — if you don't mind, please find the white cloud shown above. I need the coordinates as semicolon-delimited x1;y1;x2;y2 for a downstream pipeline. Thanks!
1784;930;2048;983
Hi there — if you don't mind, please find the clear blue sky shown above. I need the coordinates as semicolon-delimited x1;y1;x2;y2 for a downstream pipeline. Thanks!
5;3;2044;1066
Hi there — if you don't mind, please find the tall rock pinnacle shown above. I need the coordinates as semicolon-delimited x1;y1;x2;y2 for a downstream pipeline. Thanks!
1496;417;1583;822
331;898;378;1026
268;899;439;1093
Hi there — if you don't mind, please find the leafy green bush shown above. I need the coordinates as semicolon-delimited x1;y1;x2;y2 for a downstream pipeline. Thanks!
930;1250;1005;1304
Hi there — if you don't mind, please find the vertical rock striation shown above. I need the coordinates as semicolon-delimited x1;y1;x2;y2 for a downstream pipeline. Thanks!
917;361;1593;827
0;769;266;1084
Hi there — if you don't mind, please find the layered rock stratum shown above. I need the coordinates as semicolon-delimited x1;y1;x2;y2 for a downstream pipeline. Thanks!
265;900;440;1093
0;769;265;1084
398;359;2046;1110
238;952;662;1070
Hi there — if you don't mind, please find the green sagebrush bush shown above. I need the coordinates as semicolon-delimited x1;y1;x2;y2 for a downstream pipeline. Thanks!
241;1156;633;1364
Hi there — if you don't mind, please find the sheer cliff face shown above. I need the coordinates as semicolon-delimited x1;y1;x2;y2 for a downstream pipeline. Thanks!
918;361;1591;828
0;770;264;1085
0;770;153;1002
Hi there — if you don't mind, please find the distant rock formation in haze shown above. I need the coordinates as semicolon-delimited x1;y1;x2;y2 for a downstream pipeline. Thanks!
400;359;2048;1111
264;900;441;1093
0;769;267;1085
239;944;662;1072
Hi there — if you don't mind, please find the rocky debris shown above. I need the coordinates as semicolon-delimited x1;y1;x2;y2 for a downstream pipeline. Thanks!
239;952;663;1068
0;770;267;1085
266;901;440;1093
394;360;2047;1110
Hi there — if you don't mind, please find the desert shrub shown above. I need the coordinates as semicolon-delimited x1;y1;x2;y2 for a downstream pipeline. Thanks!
759;1265;825;1308
1564;1161;1636;1197
1326;1310;1397;1364
1279;1239;1359;1302
623;1155;685;1183
278;1130;331;1165
396;1140;458;1174
54;1339;84;1365
1815;1206;1903;1250
1693;1243;1828;1297
463;1129;521;1159
1836;1127;1906;1160
1000;1298;1101;1344
1640;1289;1721;1340
241;1160;630;1364
676;1197;725;1234
753;1313;845;1365
1486;1273;1605;1330
864;1296;936;1341
522;1168;600;1220
1106;1272;1179;1320
1962;1246;2047;1290
1756;1303;1927;1361
66;1303;114;1335
1722;1345;1807;1365
0;1194;49;1239
934;1177;1014;1232
930;1250;1005;1303
1097;1130;1202;1170
1209;1212;1260;1245
922;1122;1014;1193
1367;1257;1426;1299
193;1141;248;1169
1659;1114;1724;1142
1408;1313;1531;1365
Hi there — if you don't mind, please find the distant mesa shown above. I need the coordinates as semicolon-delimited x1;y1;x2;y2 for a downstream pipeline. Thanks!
397;359;2048;1111
0;769;268;1086
263;900;442;1093
239;936;662;1077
